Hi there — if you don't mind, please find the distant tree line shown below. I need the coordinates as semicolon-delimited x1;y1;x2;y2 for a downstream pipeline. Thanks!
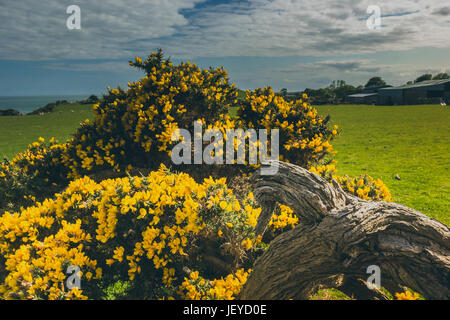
0;95;100;117
79;95;100;105
27;100;69;115
408;72;449;85
281;72;449;105
29;95;99;114
0;109;22;116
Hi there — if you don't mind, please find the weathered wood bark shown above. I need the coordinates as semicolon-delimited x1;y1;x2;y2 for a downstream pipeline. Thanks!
240;161;450;300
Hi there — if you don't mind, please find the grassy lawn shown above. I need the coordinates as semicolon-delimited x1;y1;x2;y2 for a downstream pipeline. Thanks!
0;103;93;160
316;104;449;225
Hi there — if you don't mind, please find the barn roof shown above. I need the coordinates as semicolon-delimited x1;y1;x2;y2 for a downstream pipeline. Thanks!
380;79;450;91
347;93;378;98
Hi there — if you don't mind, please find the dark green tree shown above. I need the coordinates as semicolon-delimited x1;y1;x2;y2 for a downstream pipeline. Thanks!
414;74;432;83
432;73;450;80
87;95;99;102
365;77;386;87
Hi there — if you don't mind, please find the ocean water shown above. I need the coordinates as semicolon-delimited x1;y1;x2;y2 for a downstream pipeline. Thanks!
0;95;92;114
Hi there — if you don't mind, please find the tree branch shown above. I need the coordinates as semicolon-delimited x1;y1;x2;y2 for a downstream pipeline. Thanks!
241;161;450;300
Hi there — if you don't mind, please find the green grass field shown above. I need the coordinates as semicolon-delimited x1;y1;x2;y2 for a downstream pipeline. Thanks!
316;104;449;225
0;103;448;225
0;103;93;160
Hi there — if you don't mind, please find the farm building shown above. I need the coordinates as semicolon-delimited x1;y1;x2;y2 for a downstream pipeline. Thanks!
346;85;391;104
346;79;450;105
377;79;450;105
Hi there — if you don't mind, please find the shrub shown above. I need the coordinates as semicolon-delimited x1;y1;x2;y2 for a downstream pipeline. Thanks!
309;163;393;202
260;204;299;243
0;51;339;207
61;50;239;179
0;165;293;300
334;175;392;201
394;289;423;300
0;109;22;116
27;100;68;115
0;138;69;210
179;268;251;300
237;87;338;168
0;50;404;301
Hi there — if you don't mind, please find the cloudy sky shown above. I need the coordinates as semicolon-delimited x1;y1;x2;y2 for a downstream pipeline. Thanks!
0;0;449;95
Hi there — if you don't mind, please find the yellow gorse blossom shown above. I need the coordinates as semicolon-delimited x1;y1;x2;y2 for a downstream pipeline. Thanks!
238;86;338;167
309;163;392;202
268;204;299;231
395;290;421;300
180;268;252;300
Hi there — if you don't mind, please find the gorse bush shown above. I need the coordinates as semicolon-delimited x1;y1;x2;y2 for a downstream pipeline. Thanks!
394;289;423;300
0;50;340;206
259;203;299;243
63;52;337;178
238;87;338;167
0;138;69;210
62;50;240;179
179;268;251;300
0;165;293;300
335;174;392;202
309;163;392;202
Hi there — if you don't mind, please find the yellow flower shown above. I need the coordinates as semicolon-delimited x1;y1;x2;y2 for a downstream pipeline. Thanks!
395;290;420;300
138;208;147;219
190;271;199;281
232;200;241;212
242;238;253;250
113;246;125;262
219;201;227;210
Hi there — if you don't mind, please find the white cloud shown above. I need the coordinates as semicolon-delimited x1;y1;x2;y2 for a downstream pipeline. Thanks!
0;0;203;60
1;0;449;61
145;0;450;58
0;0;449;92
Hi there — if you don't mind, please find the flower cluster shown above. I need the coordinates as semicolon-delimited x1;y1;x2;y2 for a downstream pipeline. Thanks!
268;204;299;231
309;163;392;202
308;162;338;181
0;220;97;300
395;289;422;300
334;175;392;201
61;50;239;179
0;165;270;300
0;137;69;210
179;269;251;300
257;203;300;242
238;87;338;168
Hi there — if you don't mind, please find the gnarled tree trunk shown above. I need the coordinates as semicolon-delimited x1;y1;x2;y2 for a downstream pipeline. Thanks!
240;161;450;300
